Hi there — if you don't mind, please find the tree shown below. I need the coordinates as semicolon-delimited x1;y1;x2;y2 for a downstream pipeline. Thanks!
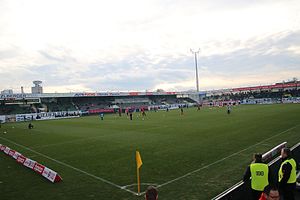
292;77;298;82
156;89;165;92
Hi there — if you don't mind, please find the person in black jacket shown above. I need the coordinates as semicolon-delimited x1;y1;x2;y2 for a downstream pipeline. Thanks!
129;109;133;120
278;147;297;200
243;153;272;200
145;186;158;200
28;123;34;129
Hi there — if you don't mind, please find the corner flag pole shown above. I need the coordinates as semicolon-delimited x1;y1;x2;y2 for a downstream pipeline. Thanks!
137;165;141;194
136;151;143;194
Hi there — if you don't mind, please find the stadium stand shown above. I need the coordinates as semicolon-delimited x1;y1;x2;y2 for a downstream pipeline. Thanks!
0;104;36;115
40;98;77;112
71;97;112;112
0;80;299;115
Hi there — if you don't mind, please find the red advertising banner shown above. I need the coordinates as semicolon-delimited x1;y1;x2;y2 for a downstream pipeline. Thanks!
249;86;261;91
42;167;62;182
231;82;299;92
272;84;284;88
129;92;139;96
8;149;16;157
0;144;5;151
166;92;176;94
23;158;37;169
260;85;271;90
12;151;21;160
33;163;45;174
16;155;27;164
4;147;10;154
88;108;114;114
1;145;62;183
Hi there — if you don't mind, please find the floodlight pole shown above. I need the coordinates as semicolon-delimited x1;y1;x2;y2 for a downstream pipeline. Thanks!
190;48;200;92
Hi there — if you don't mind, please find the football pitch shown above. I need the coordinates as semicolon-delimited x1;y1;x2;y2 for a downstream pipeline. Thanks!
1;104;300;200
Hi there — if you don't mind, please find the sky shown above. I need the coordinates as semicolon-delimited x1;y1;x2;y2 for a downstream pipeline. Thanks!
0;0;300;93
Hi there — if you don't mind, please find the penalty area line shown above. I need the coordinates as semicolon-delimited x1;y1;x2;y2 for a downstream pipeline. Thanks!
156;125;298;189
0;136;137;196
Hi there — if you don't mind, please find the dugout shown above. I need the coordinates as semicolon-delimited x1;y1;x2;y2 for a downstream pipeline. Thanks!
212;142;300;200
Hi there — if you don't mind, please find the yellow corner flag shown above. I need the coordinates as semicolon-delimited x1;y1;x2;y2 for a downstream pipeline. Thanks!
136;150;142;194
136;151;143;169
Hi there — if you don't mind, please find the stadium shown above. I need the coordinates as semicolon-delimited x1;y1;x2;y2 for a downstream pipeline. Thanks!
1;80;300;200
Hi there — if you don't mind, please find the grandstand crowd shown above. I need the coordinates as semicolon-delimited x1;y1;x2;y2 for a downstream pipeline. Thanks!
0;80;299;121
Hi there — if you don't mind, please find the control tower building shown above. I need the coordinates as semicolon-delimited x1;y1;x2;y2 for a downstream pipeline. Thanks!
31;81;43;94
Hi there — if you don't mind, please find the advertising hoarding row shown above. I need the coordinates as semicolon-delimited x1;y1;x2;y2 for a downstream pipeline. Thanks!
0;144;62;183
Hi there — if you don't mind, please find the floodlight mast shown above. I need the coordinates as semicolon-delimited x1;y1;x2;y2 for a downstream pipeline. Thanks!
190;48;200;92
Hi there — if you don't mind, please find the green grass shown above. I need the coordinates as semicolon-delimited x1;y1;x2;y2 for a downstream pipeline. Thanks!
1;104;300;200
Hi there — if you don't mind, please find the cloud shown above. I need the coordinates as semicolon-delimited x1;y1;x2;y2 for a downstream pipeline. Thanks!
0;0;300;92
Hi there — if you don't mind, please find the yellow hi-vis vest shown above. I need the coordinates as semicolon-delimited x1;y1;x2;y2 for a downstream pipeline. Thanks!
278;158;297;183
250;163;269;191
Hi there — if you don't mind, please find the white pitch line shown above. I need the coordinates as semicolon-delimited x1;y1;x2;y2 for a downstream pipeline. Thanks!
122;182;158;189
0;136;137;195
121;183;158;196
156;125;298;188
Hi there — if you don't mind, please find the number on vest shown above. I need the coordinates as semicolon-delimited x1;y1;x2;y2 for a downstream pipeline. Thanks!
256;171;264;176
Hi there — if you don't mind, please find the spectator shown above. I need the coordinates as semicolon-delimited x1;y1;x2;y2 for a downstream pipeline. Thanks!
145;186;158;200
259;185;280;200
278;147;297;200
243;153;271;200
